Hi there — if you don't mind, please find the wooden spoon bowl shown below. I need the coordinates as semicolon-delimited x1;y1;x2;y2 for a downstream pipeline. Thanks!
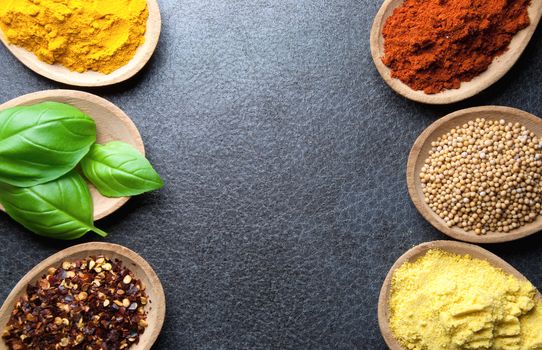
0;242;165;350
407;106;542;243
0;90;145;220
370;0;542;104
378;240;542;350
0;0;161;87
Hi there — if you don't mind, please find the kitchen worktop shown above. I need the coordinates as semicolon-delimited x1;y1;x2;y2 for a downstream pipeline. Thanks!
0;1;541;349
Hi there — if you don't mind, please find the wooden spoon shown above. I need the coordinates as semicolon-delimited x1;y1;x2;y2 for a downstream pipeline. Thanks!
378;240;542;350
407;106;542;243
370;0;542;104
0;242;166;350
0;90;145;220
0;0;161;87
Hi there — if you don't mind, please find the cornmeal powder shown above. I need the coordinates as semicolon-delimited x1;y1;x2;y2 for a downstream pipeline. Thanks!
390;249;542;350
0;0;148;74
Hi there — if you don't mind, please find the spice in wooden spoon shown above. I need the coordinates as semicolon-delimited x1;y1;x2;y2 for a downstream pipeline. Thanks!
0;243;165;350
381;0;531;94
378;241;542;350
2;256;149;350
407;106;542;243
420;117;541;235
0;0;148;74
370;0;542;104
0;1;161;87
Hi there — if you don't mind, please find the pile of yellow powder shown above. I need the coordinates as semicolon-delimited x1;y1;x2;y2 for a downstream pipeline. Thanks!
0;0;148;74
390;249;542;350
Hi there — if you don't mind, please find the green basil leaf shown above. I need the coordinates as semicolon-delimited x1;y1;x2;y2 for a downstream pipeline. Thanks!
0;102;97;187
0;171;107;240
81;141;163;197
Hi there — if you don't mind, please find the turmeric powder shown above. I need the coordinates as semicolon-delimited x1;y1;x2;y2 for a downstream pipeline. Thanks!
0;0;148;74
389;249;542;350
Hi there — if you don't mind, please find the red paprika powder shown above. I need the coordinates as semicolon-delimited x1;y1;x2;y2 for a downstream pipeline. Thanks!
381;0;531;94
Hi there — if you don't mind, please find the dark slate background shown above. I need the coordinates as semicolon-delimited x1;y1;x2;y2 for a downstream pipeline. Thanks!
0;1;541;349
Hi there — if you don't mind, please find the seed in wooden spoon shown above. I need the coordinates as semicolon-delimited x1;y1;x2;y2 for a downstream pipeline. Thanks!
389;249;542;349
2;256;149;350
420;118;542;234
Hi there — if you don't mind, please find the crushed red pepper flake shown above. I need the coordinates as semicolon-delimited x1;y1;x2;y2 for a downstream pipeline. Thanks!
2;256;149;350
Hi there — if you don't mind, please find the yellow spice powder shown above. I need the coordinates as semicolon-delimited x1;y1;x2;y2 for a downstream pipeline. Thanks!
0;0;148;74
389;249;542;350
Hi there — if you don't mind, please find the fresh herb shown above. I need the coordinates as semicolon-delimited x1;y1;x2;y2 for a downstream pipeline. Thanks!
81;141;164;197
0;171;107;240
0;102;96;187
0;102;163;240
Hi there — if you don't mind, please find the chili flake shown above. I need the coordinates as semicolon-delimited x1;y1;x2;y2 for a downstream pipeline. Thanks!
2;256;149;350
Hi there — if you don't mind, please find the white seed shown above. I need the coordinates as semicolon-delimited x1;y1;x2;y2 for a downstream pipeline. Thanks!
420;118;541;234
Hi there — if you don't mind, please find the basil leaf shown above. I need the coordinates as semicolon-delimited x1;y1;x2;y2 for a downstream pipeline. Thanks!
0;171;107;240
0;102;96;187
81;141;163;197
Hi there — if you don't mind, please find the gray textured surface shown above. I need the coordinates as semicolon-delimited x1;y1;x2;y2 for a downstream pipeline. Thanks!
0;1;542;349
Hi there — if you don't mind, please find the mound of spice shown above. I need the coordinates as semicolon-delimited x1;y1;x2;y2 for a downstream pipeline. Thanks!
389;249;542;350
420;118;542;234
381;0;531;94
2;256;149;350
0;0;148;74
